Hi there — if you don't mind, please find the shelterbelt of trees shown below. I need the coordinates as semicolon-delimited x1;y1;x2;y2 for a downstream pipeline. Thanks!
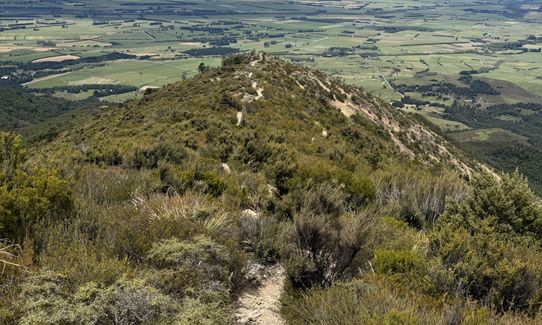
1;53;542;324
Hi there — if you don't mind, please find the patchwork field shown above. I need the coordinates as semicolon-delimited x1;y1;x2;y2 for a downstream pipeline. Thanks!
0;1;540;100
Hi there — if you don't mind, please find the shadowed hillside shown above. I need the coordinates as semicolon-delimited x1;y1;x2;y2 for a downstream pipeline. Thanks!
0;86;93;131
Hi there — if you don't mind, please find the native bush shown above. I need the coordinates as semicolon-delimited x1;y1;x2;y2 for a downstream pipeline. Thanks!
75;166;160;204
458;170;542;237
429;171;542;312
279;185;372;288
129;142;189;170
237;212;280;263
0;168;73;244
373;166;467;227
175;298;231;325
372;249;422;275
281;275;497;325
19;271;180;325
160;164;226;197
146;236;233;288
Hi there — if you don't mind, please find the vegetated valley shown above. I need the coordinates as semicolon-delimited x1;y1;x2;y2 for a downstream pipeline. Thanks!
1;52;542;324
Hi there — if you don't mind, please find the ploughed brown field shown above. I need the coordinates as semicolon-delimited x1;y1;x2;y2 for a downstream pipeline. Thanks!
32;54;80;63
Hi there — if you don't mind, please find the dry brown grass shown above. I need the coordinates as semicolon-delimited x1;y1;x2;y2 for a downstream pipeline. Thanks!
32;55;80;63
0;241;21;276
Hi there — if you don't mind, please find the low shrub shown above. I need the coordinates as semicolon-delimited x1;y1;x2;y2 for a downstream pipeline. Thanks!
160;165;226;197
88;278;180;325
279;185;372;288
175;298;231;325
128;142;189;170
373;249;422;275
429;171;542;313
20;271;180;325
281;275;484;325
145;236;239;300
283;158;375;206
237;213;280;263
0;167;73;245
75;166;160;204
373;167;467;227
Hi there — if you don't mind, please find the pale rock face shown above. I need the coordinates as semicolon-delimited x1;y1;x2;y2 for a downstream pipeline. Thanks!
244;263;267;284
267;184;278;196
242;209;260;219
220;163;231;174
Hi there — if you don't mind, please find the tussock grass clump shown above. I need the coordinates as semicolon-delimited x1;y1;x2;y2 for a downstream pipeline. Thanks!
373;167;467;227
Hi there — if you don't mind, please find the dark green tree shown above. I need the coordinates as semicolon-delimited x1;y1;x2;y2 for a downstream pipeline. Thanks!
198;62;207;74
0;132;73;245
430;171;542;312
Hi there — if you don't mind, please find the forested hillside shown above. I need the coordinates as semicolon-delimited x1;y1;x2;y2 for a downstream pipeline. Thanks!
1;54;542;324
0;85;94;132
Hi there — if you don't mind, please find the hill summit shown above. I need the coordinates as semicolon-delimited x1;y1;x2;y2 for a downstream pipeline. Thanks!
35;52;471;175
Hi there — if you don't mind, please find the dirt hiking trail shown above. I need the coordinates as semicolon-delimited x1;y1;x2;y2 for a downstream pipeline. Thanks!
234;265;286;325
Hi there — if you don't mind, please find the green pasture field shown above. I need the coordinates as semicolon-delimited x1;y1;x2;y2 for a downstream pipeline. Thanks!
402;105;471;132
25;58;222;88
452;128;529;144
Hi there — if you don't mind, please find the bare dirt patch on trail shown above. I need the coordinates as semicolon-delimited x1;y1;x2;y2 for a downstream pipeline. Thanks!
252;81;264;101
250;52;263;67
235;265;285;325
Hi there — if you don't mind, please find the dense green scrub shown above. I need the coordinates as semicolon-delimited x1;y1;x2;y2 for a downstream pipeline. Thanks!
1;54;542;324
0;86;93;131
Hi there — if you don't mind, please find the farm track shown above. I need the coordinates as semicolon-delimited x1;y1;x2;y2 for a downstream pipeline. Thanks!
22;71;72;85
